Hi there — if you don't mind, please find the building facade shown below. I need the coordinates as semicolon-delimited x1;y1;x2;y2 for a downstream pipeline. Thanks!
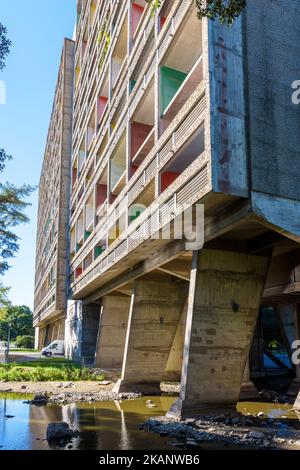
35;0;300;416
33;39;75;350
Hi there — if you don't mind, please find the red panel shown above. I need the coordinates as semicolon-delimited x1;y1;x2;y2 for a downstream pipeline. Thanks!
96;184;107;207
75;266;83;278
131;121;153;158
132;3;145;37
160;16;167;30
161;171;179;192
72;167;77;187
97;96;108;123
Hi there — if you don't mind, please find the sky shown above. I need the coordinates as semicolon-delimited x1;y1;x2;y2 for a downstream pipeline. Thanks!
0;0;76;309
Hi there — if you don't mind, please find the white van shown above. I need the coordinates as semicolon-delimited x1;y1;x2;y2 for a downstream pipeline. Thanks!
41;340;65;357
0;341;8;353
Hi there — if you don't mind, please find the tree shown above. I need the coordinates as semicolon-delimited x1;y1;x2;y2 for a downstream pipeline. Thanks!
146;0;246;25
0;149;34;275
196;0;246;24
0;25;34;277
0;23;11;71
0;305;34;341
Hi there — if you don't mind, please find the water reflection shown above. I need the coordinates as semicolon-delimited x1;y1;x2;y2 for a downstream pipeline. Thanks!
0;394;174;450
0;394;299;450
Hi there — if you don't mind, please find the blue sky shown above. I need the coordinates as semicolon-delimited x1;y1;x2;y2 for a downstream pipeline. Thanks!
0;0;76;309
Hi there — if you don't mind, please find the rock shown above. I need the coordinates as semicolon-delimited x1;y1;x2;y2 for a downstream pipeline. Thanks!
98;380;111;386
146;404;157;408
47;423;74;442
146;400;154;404
213;414;226;423
231;418;240;425
257;412;264;418
186;439;198;448
68;444;73;449
249;431;264;440
31;394;48;405
21;385;27;390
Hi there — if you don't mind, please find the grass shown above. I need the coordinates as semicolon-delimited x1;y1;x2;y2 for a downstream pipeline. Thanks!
10;349;38;353
0;359;105;382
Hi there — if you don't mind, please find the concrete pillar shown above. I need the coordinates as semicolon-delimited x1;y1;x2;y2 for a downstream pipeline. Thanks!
95;295;131;369
168;249;269;418
113;280;187;394
249;312;265;378
164;301;187;381
34;327;39;350
81;303;100;366
239;358;260;400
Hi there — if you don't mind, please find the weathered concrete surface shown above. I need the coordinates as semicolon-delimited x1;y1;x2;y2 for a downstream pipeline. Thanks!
95;295;131;369
168;249;269;418
239;359;260;401
164;300;187;381
113;280;187;394
81;303;100;366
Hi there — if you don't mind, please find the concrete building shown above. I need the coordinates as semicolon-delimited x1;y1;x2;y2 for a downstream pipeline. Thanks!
33;39;75;349
35;0;300;416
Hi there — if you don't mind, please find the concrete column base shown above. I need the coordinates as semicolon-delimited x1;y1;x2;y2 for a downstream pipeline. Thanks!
116;280;187;395
167;249;269;419
239;381;260;401
113;379;162;395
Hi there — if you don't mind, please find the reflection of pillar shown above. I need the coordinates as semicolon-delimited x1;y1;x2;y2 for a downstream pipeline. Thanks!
114;400;131;450
168;250;269;418
113;280;187;394
289;304;300;398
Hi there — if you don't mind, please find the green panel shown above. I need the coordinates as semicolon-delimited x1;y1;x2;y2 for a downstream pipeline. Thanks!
130;79;136;93
160;66;187;114
95;246;105;258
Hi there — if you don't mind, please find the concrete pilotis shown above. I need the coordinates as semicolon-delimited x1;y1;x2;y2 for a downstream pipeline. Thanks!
81;303;100;366
168;249;269;418
95;295;131;369
113;280;187;394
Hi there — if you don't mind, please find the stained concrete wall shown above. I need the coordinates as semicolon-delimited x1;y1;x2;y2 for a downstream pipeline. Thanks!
81;303;100;365
245;0;300;202
95;295;131;369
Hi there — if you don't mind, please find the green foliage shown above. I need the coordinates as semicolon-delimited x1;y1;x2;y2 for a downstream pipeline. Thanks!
145;0;162;16
15;335;35;349
145;0;246;24
0;305;34;341
196;0;246;24
98;27;111;68
0;361;105;382
0;23;11;71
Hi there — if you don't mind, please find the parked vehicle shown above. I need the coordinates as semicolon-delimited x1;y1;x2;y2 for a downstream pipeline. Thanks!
41;340;65;357
0;341;8;353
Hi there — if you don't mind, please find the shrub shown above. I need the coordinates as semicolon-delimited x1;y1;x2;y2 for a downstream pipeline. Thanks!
15;335;35;349
0;363;105;382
